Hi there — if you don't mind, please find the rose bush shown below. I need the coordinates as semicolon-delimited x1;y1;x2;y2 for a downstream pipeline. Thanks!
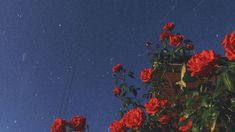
51;23;235;132
110;22;235;132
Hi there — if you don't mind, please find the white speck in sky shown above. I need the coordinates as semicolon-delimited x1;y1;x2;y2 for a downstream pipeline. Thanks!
41;116;45;120
17;13;22;18
109;57;114;61
58;24;62;27
35;60;40;64
216;34;219;38
14;120;17;124
22;52;27;62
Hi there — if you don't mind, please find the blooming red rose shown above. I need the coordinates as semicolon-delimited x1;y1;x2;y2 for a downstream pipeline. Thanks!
185;43;194;50
140;68;154;83
70;116;86;132
169;34;184;47
163;22;175;31
187;50;219;77
112;64;123;73
144;98;160;115
221;30;235;61
122;107;145;130
51;118;66;132
178;120;193;132
159;99;168;108
160;32;170;41
159;115;170;125
109;121;127;132
114;87;121;95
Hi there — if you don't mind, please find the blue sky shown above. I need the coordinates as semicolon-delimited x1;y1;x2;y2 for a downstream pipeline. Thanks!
0;0;234;131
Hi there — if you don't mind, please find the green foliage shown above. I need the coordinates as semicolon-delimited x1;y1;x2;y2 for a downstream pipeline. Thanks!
222;70;235;92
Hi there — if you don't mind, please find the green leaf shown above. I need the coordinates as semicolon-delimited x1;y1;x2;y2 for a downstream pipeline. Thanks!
215;66;227;74
223;71;235;93
115;78;119;84
230;97;235;111
128;72;135;78
183;71;197;83
183;39;193;44
119;83;126;89
119;110;125;117
216;73;224;89
186;97;195;108
201;96;209;108
192;127;200;132
129;86;138;97
192;91;199;97
229;64;235;74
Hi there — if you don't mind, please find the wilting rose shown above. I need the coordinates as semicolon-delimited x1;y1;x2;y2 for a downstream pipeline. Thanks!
187;50;219;77
122;107;145;130
144;98;160;115
159;115;170;125
169;34;184;47
112;64;123;73
163;22;175;31
70;116;86;132
221;30;235;61
114;87;121;95
140;68;154;83
109;121;127;132
160;32;170;41
51;118;66;132
185;43;194;50
178;120;193;132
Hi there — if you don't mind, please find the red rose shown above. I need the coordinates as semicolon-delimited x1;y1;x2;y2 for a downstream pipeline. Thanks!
112;64;123;73
51;118;66;132
159;115;170;125
114;87;121;95
186;120;193;128
160;32;170;41
163;22;175;31
122;107;145;130
178;120;193;132
179;116;186;122
221;30;235;61
178;125;189;132
70;116;86;132
187;50;219;77
109;121;127;132
185;43;194;50
144;98;160;115
159;99;168;108
140;68;154;83
169;34;184;47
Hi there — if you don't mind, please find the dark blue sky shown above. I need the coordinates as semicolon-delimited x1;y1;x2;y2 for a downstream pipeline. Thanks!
0;0;234;131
